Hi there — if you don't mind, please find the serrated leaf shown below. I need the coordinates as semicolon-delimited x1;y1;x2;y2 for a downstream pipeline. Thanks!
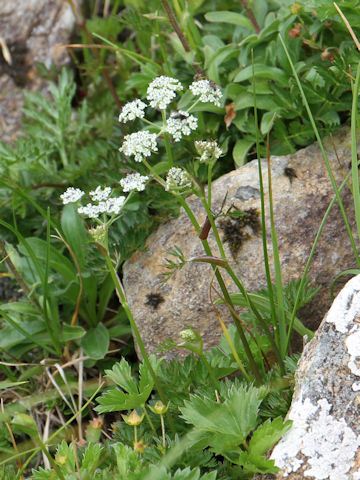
180;385;265;451
234;450;279;474
249;417;292;456
105;358;139;394
95;384;153;413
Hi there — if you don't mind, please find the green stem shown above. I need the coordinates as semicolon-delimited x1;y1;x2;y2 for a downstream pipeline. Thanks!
161;109;174;167
177;196;262;384
199;353;220;390
279;34;360;267
104;254;176;433
285;170;353;352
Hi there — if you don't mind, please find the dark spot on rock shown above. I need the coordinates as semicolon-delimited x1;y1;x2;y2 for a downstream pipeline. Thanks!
145;292;165;310
0;42;30;87
284;167;297;184
218;208;260;255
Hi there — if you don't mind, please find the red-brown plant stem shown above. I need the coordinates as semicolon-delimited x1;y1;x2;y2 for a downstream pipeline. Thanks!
66;0;122;109
161;0;203;74
240;0;261;33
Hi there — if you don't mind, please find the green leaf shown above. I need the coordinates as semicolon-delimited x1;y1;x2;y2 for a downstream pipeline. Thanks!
12;413;39;438
234;65;289;87
180;384;265;451
232;139;254;168
204;11;253;30
81;323;109;360
249;417;292;457
233;450;279;473
95;384;153;413
0;380;27;390
105;357;139;394
61;204;89;269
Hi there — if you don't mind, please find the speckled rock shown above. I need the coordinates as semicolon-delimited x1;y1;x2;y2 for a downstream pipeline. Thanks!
270;274;360;479
0;0;80;144
123;128;359;360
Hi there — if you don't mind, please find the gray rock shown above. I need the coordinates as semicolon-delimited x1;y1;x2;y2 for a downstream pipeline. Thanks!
271;274;360;479
123;128;359;360
0;0;80;144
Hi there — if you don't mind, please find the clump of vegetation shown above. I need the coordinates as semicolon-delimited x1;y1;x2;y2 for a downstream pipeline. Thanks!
1;0;360;478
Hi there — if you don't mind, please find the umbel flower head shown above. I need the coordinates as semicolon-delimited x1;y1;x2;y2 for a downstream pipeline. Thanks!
119;172;149;192
60;186;125;219
119;131;158;162
119;99;147;123
60;187;84;204
195;140;222;164
165;167;192;193
166;111;198;142
189;79;223;107
146;75;183;110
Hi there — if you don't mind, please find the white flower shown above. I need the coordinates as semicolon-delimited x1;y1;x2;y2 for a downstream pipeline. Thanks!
146;76;183;110
166;111;198;142
105;196;125;215
195;140;222;164
119;99;147;123
119;131;158;162
119;173;149;192
189;79;222;107
77;194;126;219
78;203;101;219
165;167;192;192
89;186;112;201
60;187;85;204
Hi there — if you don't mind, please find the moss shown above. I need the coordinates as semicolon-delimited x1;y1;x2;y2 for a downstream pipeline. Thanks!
218;208;260;255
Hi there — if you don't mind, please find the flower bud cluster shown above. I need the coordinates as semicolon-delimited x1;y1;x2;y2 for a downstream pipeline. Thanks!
165;167;192;193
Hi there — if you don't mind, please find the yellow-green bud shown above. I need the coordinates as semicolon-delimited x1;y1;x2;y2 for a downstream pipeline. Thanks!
290;3;301;14
149;400;169;415
122;409;144;426
55;453;67;465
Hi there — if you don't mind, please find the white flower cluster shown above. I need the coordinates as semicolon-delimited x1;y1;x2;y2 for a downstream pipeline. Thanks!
119;131;158;162
165;167;192;192
119;172;149;192
146;76;183;110
89;186;111;201
195;140;222;164
78;196;125;218
60;187;125;219
60;187;85;204
189;79;223;107
119;99;147;123
166;111;198;142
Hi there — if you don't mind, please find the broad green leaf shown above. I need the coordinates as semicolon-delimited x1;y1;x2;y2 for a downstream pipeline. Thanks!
204;11;253;30
261;111;277;135
249;417;292;456
234;65;288;87
61;204;89;269
12;413;38;438
233;139;254;168
81;323;109;360
18;237;76;282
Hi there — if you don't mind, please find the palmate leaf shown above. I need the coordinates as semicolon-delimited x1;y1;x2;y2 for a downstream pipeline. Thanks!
180;384;265;452
248;417;292;457
95;356;161;413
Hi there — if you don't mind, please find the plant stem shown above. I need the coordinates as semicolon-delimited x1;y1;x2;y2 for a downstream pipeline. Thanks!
177;197;262;384
240;0;261;33
161;0;203;74
104;254;176;433
161;109;174;167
